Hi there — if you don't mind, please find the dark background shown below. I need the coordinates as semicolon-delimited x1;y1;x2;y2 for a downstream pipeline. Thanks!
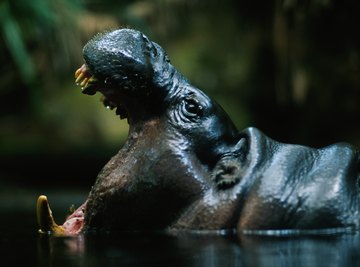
1;0;360;189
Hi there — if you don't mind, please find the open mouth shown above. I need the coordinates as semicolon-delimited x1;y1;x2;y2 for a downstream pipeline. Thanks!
36;57;144;235
75;64;129;119
36;64;126;236
35;66;97;235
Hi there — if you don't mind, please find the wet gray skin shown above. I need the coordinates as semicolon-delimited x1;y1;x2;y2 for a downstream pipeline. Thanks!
69;29;360;233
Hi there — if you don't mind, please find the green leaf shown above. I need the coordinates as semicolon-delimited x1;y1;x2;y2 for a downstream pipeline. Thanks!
0;1;35;83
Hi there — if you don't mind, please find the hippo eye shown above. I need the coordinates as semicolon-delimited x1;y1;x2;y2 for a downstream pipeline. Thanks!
182;97;203;118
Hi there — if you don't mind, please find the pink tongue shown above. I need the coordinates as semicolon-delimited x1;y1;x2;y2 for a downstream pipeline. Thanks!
62;202;87;235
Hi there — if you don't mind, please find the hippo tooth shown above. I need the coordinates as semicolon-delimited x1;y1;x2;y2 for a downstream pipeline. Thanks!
75;72;85;84
36;195;65;235
88;76;97;83
80;77;89;87
74;67;83;79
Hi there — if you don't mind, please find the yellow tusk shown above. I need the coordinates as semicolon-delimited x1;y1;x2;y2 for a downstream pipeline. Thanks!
75;72;85;84
80;77;89;87
74;67;82;79
36;195;64;235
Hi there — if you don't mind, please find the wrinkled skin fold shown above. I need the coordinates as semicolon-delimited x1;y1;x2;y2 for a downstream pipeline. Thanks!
37;29;360;235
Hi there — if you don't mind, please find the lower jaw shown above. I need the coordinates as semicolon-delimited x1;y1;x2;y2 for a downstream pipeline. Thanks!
62;202;87;235
37;195;86;235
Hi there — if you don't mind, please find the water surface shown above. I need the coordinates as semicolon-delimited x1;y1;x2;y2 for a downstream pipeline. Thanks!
1;189;360;267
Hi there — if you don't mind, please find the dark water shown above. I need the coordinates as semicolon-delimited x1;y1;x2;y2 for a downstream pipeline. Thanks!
1;188;360;267
2;212;360;267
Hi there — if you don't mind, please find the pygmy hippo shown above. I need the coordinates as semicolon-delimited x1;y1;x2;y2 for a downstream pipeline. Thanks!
37;29;360;235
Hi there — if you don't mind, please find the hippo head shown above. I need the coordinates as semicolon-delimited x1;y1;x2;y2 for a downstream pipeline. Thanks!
77;29;238;160
37;29;360;235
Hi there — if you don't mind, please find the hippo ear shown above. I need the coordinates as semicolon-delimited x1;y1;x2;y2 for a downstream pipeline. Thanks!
211;138;247;190
211;157;243;190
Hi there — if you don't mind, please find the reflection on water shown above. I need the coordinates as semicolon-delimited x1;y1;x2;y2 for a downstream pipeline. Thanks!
34;229;360;267
2;210;360;267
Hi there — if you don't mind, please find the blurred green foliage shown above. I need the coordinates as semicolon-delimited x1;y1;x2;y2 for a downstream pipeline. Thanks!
1;0;360;159
0;0;83;82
